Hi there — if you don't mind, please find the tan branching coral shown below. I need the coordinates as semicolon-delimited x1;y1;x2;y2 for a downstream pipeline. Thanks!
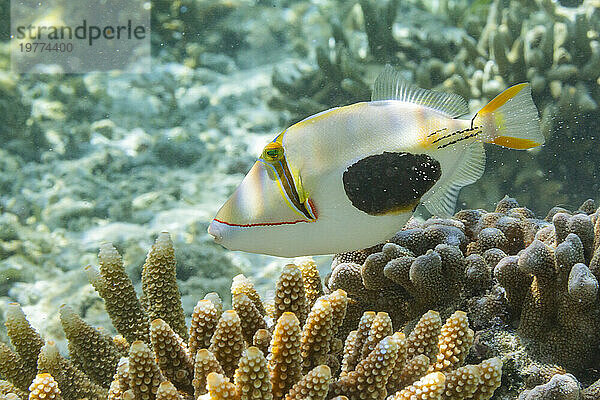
155;381;182;400
59;305;121;387
389;372;446;400
269;312;302;400
231;275;265;317
0;380;27;400
4;304;44;386
251;329;270;356
28;374;62;400
209;310;245;379
128;341;165;400
297;259;324;309
429;311;474;373
111;358;129;400
359;311;392;359
405;310;442;362
332;333;404;399
88;243;149;344
37;342;107;400
284;365;330;400
273;264;308;326
471;358;502;400
0;342;33;392
232;293;266;345
189;299;221;357
205;372;237;399
149;319;193;395
142;232;187;341
442;365;480;400
388;354;429;393
233;347;271;400
11;220;598;399
299;297;334;373
193;349;224;397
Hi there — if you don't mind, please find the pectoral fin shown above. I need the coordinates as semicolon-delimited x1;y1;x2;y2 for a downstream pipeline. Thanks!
421;141;486;217
343;152;441;216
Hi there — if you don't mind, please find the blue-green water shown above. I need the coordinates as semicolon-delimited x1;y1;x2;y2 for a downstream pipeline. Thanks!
0;0;599;397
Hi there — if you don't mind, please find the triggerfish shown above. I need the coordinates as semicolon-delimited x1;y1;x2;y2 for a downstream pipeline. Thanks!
208;65;544;257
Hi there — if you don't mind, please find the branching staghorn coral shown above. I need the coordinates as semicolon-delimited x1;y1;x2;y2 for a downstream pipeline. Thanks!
141;232;188;341
59;305;122;387
37;341;107;400
87;243;150;344
28;373;62;400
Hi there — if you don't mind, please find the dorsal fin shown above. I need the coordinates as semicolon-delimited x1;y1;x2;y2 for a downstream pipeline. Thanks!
372;65;469;118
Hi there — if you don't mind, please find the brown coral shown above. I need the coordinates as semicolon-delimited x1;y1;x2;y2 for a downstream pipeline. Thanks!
326;197;600;378
233;347;272;400
149;319;193;394
209;310;245;378
88;243;150;344
59;305;121;387
141;232;188;341
11;217;598;399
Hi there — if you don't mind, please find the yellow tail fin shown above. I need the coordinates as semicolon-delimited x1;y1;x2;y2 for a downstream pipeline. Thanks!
474;83;544;149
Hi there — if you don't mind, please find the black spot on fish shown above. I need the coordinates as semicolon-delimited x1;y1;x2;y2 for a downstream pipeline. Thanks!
342;152;441;216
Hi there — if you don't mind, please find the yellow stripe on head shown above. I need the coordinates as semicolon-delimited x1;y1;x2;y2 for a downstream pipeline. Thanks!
262;161;307;219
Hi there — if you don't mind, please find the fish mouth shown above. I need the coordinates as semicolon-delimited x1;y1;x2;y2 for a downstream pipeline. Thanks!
207;220;224;245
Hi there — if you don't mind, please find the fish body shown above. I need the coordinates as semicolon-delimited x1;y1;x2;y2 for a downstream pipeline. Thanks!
208;66;544;257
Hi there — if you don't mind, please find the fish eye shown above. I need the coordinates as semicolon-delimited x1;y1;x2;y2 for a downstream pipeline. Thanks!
262;142;284;162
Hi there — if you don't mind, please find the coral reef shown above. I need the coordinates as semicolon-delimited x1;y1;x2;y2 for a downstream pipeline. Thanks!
0;231;506;400
326;196;600;388
1;198;600;398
